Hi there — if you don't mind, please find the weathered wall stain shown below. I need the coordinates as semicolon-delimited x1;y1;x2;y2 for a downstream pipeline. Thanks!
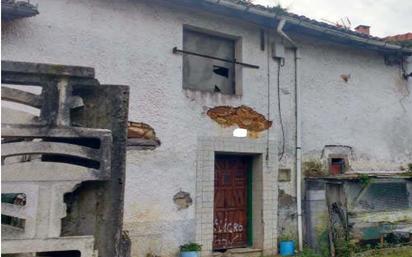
206;105;272;132
278;189;297;240
173;191;192;210
340;74;351;83
279;189;296;208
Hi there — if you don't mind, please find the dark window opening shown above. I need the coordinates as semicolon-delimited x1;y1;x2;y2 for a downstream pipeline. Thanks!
2;193;27;229
1;214;25;229
356;182;409;211
358;233;411;249
329;158;346;175
2;193;26;206
213;65;229;78
41;154;100;169
33;250;81;257
279;169;291;182
183;29;236;94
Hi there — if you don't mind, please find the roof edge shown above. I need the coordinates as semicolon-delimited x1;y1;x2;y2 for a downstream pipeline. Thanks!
280;14;412;54
165;0;412;54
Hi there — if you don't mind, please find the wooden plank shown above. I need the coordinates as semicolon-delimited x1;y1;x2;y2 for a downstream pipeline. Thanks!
325;185;336;257
1;87;43;108
2;162;106;181
2;141;100;161
352;182;372;208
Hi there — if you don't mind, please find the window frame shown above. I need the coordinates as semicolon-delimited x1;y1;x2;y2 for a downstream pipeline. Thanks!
182;25;243;95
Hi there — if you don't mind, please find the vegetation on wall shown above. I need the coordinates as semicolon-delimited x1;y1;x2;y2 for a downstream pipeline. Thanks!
267;3;288;15
358;174;371;187
237;0;288;15
303;160;327;177
399;164;412;177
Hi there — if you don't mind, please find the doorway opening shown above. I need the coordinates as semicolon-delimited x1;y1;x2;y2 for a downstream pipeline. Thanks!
213;154;253;250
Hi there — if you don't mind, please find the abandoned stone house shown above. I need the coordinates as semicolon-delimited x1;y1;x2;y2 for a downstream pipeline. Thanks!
2;0;412;257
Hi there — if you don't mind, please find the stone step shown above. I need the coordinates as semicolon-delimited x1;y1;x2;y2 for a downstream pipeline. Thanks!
213;248;262;257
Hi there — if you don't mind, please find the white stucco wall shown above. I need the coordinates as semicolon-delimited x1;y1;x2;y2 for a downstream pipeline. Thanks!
2;0;412;256
298;37;412;169
2;1;278;256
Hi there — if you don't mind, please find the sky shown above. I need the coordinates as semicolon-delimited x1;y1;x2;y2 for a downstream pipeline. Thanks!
253;0;412;37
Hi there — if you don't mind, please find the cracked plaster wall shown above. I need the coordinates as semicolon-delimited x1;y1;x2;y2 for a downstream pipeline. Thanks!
2;0;412;255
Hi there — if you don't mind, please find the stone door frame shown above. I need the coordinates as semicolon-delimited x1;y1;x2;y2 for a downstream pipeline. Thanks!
195;137;278;256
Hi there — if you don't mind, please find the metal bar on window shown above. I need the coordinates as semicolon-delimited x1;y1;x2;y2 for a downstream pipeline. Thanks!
172;47;259;69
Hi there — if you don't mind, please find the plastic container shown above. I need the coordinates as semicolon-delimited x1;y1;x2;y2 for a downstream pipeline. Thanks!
279;240;295;256
180;251;199;257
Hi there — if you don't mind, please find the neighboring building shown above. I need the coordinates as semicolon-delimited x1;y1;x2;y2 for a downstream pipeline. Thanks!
385;33;412;61
2;1;412;257
385;32;412;43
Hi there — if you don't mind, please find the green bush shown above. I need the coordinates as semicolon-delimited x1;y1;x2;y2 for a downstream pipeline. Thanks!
358;174;371;187
180;242;202;252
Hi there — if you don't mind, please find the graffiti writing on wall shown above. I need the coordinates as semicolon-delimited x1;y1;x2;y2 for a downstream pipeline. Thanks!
213;234;243;248
213;217;247;248
214;218;244;233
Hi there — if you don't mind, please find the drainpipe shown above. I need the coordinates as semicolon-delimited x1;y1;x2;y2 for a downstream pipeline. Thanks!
276;19;303;252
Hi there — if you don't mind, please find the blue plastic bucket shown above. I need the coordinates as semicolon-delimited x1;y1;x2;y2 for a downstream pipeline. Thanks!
180;252;199;257
279;240;295;256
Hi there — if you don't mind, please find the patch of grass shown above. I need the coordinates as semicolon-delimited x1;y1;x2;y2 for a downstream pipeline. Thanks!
318;230;330;257
298;247;323;257
296;244;330;257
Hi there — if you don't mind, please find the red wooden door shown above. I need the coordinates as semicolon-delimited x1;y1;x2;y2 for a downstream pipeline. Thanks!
213;155;249;250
